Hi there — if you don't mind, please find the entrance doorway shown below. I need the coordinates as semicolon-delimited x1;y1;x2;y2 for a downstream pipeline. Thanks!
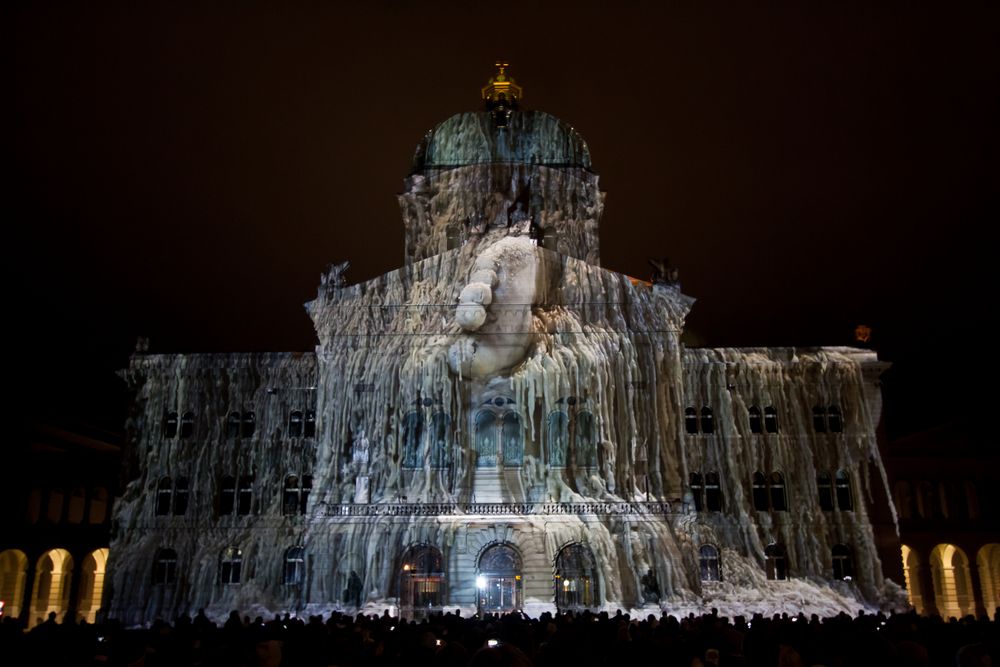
477;543;522;613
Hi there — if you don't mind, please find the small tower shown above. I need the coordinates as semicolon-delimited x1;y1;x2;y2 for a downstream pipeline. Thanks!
482;62;522;126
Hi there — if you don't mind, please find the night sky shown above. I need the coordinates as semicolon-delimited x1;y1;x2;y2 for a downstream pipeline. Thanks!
12;2;999;440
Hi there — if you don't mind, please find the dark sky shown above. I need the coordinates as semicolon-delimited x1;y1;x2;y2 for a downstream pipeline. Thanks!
12;2;999;439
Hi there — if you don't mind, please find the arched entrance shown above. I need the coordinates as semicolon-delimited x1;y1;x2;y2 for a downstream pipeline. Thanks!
0;549;28;621
477;543;522;613
475;407;522;468
930;543;974;618
398;544;445;615
554;543;599;610
77;548;109;623
977;544;1000;614
901;544;924;613
30;548;74;627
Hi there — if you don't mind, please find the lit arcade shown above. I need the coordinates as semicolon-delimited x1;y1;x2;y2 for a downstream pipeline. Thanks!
104;66;901;623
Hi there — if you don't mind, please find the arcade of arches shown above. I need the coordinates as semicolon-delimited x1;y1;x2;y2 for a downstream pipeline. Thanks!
0;547;108;627
901;542;999;618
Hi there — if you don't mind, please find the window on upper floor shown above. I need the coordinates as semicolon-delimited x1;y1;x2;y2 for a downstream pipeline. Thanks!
173;477;189;515
699;544;721;582
226;413;241;439
813;405;843;433
241;412;256;438
180;412;195;439
817;472;834;511
748;406;762;434
751;471;787;511
764;406;779;434
832;544;854;580
219;476;236;515
220;547;242;584
827;406;843;433
284;546;305;585
705;472;723;512
283;475;312;516
163;412;179;439
769;472;787;511
700;407;715;434
155;477;173;516
289;411;303;438
237;476;254;515
153;548;178;585
304;410;316;438
752;472;768;511
689;472;704;511
765;543;788;580
684;407;699;435
835;470;853;511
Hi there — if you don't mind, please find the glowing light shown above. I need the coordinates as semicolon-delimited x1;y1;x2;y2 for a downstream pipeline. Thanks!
476;576;486;589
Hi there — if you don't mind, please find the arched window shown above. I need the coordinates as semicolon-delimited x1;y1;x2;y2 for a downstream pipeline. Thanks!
77;547;108;624
917;481;937;519
431;412;451;468
402;411;424;468
46;488;65;523
67;487;86;524
237;476;254;515
155;477;173;516
241;412;256;438
477;543;522;613
827;406;842;433
226;412;241;439
748;406;762;434
304;410;316;438
163;411;179;438
835;470;853;511
220;547;242;584
31;548;74;626
699;544;721;582
965;481;980;520
173;477;189;515
503;412;523;467
832;544;854;580
283;475;311;515
153;549;177;585
769;472;787;511
548;411;568;466
689;472;704;511
895;480;914;520
700;407;715;434
398;544;445;609
575;411;595;467
555;543;599;610
0;549;28;621
475;411;497;467
284;547;305;586
88;487;108;524
685;407;699;435
812;406;827;433
764;406;779;434
705;472;723;512
26;488;42;524
817;472;834;511
219;476;236;515
180;412;195;439
288;411;303;438
752;472;768;511
765;543;788;580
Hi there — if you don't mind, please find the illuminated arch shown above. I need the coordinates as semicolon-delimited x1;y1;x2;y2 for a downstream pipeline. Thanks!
30;548;74;627
554;543;599;610
901;544;924;613
397;544;445;612
976;544;1000;616
477;543;522;613
77;548;108;623
0;549;28;622
930;543;974;618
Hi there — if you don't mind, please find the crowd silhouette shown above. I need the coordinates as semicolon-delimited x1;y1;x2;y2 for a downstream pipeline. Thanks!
1;606;997;667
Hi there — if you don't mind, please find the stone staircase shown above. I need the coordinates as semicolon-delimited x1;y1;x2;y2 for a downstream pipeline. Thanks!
472;467;503;502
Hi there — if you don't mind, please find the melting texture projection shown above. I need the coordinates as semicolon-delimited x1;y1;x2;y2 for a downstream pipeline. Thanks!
107;67;901;623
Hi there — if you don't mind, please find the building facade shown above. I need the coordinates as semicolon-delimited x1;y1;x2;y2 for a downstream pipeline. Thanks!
106;68;902;624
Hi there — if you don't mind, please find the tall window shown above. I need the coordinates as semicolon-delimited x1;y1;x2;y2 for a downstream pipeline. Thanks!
574;411;595;467
241;412;256;438
304;410;316;438
832;544;853;580
817;472;834;511
813;405;843;433
283;475;312;515
219;476;236;515
163;411;179;438
284;547;305;585
700;407;715;434
402;411;424;468
769;472;787;511
764;406;779;433
699;545;721;582
684;408;698;435
237;476;254;515
835;470;853;511
548;411;568;466
288;411;303;438
554;543;599;610
748;406;762;434
220;547;242;584
153;549;178;585
812;406;827;433
765;544;788;580
705;472;723;512
226;412;241;439
827;407;843;433
689;473;704;511
431;412;451;469
502;412;524;467
398;544;445;609
173;477;189;515
155;477;173;516
752;472;768;511
180;412;195;439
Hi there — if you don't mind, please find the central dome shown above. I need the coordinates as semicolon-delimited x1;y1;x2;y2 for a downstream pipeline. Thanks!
412;110;593;172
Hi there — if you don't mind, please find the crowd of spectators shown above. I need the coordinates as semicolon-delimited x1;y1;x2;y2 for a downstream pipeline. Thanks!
1;606;997;667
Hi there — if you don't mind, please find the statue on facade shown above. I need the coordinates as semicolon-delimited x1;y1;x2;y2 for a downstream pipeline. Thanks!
322;260;350;288
648;257;680;285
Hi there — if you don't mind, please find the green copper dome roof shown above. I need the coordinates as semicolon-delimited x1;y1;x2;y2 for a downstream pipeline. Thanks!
412;110;593;172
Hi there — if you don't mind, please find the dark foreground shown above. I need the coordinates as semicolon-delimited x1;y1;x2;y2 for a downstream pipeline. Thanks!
2;608;998;667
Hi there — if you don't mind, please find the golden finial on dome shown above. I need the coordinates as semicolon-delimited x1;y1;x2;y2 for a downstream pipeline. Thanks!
481;61;523;107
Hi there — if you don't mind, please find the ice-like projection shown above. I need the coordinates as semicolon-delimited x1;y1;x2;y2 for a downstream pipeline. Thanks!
105;67;903;626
